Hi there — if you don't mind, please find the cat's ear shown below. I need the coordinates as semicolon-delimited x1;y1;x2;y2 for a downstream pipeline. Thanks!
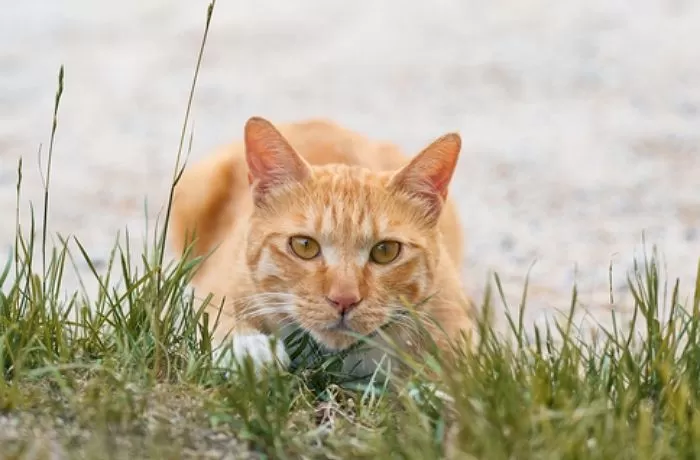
388;132;461;224
244;116;312;204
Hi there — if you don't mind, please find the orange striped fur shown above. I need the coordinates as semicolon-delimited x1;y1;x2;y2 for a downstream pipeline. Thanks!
168;117;475;370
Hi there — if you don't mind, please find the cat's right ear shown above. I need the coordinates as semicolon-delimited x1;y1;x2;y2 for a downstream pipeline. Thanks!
244;116;312;205
388;132;461;225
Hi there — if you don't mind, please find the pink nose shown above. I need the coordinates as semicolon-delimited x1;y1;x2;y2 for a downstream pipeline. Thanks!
326;294;362;314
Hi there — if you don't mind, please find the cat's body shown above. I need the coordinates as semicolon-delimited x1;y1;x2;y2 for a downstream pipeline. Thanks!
169;117;475;373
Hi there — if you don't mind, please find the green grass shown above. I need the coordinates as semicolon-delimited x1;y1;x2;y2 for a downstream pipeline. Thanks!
3;2;700;458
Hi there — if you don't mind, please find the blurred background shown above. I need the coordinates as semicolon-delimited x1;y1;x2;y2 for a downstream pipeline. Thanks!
1;0;698;337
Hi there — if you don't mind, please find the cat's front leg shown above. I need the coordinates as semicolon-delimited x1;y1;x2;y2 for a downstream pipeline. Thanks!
212;328;290;375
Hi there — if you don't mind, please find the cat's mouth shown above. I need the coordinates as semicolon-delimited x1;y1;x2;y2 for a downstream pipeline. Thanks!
306;316;378;351
325;316;353;332
292;302;392;350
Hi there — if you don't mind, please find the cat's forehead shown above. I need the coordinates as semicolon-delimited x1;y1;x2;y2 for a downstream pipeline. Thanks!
311;164;390;189
257;164;429;258
304;165;391;239
280;165;395;246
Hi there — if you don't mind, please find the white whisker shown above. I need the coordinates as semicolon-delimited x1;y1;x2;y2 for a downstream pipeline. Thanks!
239;306;294;319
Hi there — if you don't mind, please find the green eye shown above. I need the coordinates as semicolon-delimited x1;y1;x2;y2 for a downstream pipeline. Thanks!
370;241;401;264
289;236;321;260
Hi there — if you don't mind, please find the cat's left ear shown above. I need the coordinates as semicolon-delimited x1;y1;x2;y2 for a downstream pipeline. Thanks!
244;116;312;205
388;132;461;224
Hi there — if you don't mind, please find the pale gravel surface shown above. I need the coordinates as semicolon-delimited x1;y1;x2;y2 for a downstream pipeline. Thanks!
1;0;699;338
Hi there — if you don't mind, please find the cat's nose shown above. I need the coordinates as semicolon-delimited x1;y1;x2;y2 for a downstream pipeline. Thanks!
326;294;362;315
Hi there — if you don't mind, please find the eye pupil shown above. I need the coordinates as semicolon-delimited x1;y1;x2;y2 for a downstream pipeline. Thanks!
289;236;320;260
370;240;401;264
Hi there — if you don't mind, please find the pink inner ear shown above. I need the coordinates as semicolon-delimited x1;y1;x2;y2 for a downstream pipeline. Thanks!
391;132;461;201
418;156;454;201
244;117;311;200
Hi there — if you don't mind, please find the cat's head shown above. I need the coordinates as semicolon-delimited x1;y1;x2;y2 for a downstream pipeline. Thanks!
243;117;461;350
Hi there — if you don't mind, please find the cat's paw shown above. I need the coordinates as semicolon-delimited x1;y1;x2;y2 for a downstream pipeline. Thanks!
232;333;290;369
214;333;290;376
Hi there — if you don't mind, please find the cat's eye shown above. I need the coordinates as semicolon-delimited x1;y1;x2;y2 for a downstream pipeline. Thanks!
289;236;321;260
370;241;401;265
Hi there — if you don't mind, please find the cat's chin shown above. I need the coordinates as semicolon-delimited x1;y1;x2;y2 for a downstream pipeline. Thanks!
309;328;365;351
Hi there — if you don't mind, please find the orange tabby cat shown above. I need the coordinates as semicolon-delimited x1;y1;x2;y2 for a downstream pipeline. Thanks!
168;116;475;374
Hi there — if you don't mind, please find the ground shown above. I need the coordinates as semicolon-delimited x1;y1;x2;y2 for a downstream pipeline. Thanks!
2;0;699;332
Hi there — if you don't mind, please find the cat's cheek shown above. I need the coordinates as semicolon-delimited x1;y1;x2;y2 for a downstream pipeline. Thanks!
213;333;290;376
